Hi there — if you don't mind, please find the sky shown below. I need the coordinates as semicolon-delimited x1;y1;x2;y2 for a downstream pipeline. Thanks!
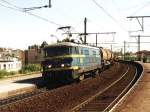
0;0;150;52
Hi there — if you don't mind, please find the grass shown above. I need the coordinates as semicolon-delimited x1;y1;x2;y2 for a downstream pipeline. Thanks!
0;64;42;79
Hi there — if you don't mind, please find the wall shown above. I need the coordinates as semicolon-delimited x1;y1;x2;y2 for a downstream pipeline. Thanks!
0;60;22;72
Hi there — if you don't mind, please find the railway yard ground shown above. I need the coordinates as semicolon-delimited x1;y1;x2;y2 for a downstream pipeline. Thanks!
0;61;149;112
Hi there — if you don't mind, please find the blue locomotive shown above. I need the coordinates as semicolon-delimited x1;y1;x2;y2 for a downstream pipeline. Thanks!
41;42;102;82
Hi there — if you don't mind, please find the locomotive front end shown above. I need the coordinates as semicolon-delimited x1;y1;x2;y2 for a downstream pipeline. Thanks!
41;43;80;82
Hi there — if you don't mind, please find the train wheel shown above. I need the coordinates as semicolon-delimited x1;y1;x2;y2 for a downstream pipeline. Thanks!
79;74;84;81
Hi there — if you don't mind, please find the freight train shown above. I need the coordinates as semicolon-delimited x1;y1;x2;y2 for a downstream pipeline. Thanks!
41;42;114;82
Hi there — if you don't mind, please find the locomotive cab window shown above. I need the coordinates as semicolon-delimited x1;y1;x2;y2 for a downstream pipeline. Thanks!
71;47;79;54
44;46;70;57
44;46;79;57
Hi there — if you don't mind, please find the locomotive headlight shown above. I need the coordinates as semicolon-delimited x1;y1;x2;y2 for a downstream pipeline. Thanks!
66;63;71;67
48;64;52;68
61;64;65;67
61;63;71;67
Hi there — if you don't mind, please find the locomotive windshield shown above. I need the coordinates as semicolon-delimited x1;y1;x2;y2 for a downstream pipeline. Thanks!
44;46;79;57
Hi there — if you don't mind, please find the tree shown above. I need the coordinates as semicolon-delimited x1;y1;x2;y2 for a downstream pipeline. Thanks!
41;41;48;48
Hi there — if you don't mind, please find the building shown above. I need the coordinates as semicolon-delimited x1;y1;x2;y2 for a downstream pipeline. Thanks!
0;41;48;67
0;57;22;72
135;50;150;62
25;41;47;65
12;49;25;66
0;47;23;71
25;46;41;64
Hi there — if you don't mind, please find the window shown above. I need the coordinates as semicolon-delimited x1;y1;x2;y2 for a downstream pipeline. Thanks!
3;64;6;70
81;49;83;55
93;51;96;56
84;50;89;55
71;47;79;54
44;46;69;57
8;64;10;69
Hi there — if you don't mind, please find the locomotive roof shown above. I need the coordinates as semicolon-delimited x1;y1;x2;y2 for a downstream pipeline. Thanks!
44;42;99;49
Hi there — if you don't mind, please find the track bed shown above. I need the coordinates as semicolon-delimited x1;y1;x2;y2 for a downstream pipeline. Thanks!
0;62;134;112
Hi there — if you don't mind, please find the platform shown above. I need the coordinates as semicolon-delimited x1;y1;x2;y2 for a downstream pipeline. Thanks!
0;74;42;99
111;62;150;112
0;83;36;99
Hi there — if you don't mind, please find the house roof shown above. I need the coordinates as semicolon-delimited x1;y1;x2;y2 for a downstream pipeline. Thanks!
135;50;150;55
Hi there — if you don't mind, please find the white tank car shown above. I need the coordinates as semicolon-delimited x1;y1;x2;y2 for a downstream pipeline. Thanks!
100;47;114;68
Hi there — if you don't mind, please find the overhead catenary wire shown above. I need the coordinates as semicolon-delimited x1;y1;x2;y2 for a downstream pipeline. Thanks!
1;0;51;11
91;0;127;31
0;0;62;27
130;1;150;16
1;0;21;9
0;0;83;33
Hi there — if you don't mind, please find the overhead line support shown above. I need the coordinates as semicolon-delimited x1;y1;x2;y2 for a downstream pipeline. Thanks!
127;16;150;32
23;0;51;12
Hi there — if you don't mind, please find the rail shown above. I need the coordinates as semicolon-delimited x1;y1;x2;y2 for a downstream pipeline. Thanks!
103;65;137;112
0;88;47;108
71;61;141;112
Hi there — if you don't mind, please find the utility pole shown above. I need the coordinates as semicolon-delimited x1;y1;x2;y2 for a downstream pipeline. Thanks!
84;17;87;44
49;0;51;8
96;34;98;47
110;44;113;59
137;35;140;52
124;41;126;60
130;35;150;53
62;18;88;44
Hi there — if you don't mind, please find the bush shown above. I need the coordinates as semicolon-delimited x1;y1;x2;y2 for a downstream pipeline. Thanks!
19;64;42;74
0;70;17;78
9;71;17;75
0;70;8;78
0;64;42;79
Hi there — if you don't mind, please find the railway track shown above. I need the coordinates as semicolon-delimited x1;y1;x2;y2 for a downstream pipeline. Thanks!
0;74;71;109
0;62;142;112
71;62;139;112
0;87;47;108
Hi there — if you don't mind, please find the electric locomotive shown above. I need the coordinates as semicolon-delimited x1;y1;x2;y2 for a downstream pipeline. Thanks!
41;42;102;82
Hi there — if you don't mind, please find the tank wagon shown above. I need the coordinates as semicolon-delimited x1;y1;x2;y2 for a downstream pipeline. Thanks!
41;42;102;82
100;47;114;69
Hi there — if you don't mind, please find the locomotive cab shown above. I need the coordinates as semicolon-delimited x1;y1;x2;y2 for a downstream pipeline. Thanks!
42;44;80;82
